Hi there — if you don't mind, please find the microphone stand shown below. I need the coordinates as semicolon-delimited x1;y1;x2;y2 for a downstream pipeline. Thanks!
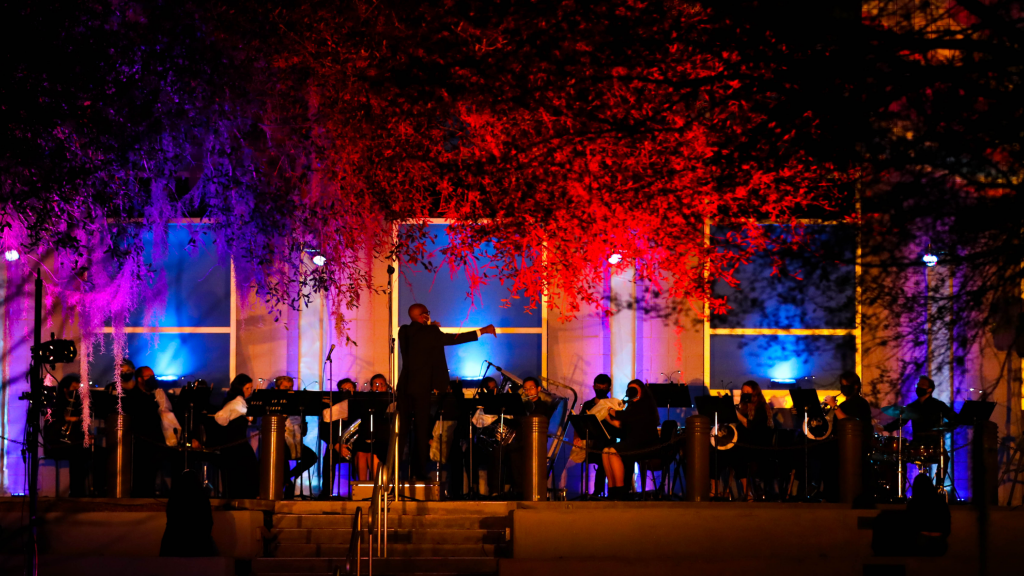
320;346;335;499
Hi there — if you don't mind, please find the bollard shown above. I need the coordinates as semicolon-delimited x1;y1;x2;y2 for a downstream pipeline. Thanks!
259;415;288;500
973;420;999;506
520;415;549;501
105;413;132;498
837;418;863;504
685;415;710;502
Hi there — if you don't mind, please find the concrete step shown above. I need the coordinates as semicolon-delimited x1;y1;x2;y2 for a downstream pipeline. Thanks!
272;528;504;545
270;543;496;559
253;557;498;574
274;501;513;517
273;514;509;530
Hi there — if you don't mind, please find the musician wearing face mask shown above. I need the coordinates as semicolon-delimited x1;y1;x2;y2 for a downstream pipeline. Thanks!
734;381;773;501
44;374;90;497
884;376;956;450
603;380;660;500
579;374;614;496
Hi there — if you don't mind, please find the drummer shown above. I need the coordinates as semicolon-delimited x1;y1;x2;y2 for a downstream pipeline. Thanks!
883;376;956;448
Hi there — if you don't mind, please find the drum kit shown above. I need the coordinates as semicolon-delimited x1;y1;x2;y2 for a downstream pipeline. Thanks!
870;404;951;502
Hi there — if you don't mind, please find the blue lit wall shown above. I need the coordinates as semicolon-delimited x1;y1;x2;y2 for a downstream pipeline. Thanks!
710;334;856;390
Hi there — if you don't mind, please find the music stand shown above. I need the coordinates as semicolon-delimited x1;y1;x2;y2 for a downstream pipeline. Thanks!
481;393;526;498
650;383;692;422
247;389;325;416
957;400;995;425
347;392;394;483
789;388;827;501
568;414;611;500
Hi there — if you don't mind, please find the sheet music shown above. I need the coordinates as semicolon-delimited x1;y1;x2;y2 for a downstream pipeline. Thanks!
322;399;349;422
586;398;624;422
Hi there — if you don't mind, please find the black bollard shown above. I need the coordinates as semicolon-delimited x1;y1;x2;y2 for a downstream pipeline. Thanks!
837;418;863;504
106;413;132;498
259;415;287;500
973;420;999;506
520;415;549;501
685;415;711;502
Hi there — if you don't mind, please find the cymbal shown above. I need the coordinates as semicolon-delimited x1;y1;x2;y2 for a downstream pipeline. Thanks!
879;404;925;419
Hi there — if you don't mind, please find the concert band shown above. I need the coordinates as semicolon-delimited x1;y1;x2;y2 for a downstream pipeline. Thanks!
46;303;979;503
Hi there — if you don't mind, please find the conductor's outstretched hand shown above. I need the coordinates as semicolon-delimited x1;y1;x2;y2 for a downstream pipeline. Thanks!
480;324;497;337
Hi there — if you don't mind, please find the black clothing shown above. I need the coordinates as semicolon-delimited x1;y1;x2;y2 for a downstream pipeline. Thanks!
216;398;258;499
160;470;217;557
581;396;613;493
884;396;956;447
735;404;771;482
611;387;660;456
839;395;875;450
43;390;90;497
119;386;164;497
397;322;478;479
289;444;319;481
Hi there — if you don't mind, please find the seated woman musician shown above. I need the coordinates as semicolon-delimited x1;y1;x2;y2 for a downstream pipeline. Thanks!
213;374;259;499
274;376;319;498
734;380;773;501
319;378;356;499
603;379;661;500
354;373;393;482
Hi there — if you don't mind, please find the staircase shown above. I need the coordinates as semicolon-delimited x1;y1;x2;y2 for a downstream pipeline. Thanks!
254;501;512;576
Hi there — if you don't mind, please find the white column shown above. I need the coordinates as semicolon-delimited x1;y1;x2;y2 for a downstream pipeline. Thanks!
610;268;636;398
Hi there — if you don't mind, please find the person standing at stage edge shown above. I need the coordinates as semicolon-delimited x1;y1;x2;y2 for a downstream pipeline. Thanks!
398;303;496;480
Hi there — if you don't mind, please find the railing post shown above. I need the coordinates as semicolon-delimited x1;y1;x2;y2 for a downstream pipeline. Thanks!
685;415;710;502
837;418;863;504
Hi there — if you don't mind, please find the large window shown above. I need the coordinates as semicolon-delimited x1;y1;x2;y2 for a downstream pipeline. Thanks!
89;222;235;388
705;224;859;395
395;222;545;382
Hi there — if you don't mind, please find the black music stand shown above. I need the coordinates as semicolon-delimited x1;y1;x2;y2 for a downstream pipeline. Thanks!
347;392;394;483
569;413;611;500
789;388;827;501
650;383;692;423
957;400;995;425
247;389;326;416
177;385;212;470
479;393;526;498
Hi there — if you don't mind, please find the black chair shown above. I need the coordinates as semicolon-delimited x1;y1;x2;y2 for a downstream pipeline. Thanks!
637;420;682;499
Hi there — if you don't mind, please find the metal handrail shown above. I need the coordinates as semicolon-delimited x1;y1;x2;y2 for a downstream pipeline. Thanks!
368;410;400;573
343;507;362;576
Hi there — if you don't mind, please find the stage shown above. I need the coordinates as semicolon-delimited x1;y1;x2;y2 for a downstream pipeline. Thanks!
1;497;1020;576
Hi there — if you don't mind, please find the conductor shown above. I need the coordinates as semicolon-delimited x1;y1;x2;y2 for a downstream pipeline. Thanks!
398;303;496;480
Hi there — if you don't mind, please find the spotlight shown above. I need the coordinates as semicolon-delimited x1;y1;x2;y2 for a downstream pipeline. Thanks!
312;254;327;267
31;338;78;364
922;253;938;267
607;253;623;265
4;249;19;262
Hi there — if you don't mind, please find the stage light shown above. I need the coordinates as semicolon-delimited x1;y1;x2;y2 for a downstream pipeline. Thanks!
607;253;623;265
922;253;938;267
4;249;19;261
156;374;179;381
312;254;327;266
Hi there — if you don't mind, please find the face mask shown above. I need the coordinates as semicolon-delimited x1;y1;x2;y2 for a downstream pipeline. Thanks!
120;373;133;383
840;384;855;397
740;393;752;403
594;387;610;398
625;387;639;401
915;387;929;398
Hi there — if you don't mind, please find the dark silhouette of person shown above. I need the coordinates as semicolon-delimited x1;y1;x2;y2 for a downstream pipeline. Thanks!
160;469;217;557
397;303;495;480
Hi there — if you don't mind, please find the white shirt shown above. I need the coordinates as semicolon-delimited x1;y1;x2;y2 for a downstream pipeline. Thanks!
214;395;248;426
153;389;181;447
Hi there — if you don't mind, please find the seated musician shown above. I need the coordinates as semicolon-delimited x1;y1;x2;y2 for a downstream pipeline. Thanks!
734;381;773;501
520;377;554;418
579;374;614;496
478;376;499;396
213;374;259;499
319;378;356;499
43;373;90;497
883;376;956;479
603;380;660;500
274;376;319;499
354;374;393;481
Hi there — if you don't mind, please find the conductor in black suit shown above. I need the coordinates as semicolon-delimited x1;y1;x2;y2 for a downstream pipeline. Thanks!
398;303;496;480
